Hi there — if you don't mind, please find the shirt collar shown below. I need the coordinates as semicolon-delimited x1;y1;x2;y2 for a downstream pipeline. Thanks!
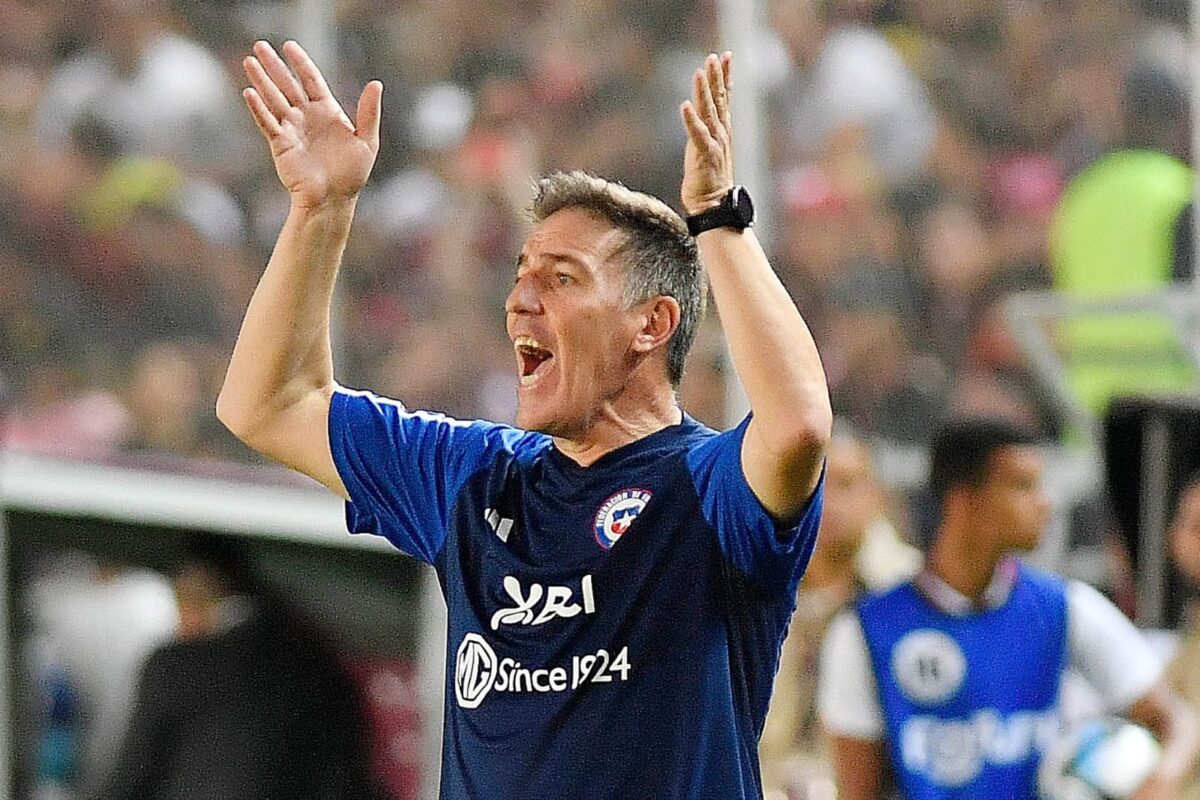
913;556;1020;615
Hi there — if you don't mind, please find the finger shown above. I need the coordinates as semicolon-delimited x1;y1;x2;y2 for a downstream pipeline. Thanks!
709;54;730;132
243;88;282;138
253;40;307;105
355;80;384;148
708;54;724;101
694;65;720;135
722;51;733;94
680;101;717;151
282;40;332;102
243;56;292;120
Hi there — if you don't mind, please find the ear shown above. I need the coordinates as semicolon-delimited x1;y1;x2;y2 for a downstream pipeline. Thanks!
631;295;681;354
940;486;972;523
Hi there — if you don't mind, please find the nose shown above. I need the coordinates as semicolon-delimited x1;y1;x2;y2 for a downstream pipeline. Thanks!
505;274;541;315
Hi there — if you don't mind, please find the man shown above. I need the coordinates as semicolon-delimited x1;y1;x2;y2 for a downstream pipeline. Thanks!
95;536;376;800
818;418;1200;800
759;427;919;799
767;0;936;183
217;41;830;799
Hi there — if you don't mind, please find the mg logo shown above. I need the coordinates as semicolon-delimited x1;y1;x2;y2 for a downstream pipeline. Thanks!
454;633;497;709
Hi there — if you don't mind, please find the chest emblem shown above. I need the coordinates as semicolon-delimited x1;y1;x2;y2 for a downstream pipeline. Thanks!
891;629;967;706
593;488;652;550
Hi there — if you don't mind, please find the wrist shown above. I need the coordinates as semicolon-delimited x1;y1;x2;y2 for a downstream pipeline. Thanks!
685;185;754;236
682;185;733;217
289;194;359;217
682;197;723;216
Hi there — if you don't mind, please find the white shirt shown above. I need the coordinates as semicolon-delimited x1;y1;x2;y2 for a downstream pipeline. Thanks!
35;33;247;169
778;25;937;182
818;577;1164;739
27;562;179;789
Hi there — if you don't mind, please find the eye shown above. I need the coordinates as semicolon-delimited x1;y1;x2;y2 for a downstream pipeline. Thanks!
556;273;573;286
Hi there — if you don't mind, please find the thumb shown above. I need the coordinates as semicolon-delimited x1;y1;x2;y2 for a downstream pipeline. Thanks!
355;80;383;149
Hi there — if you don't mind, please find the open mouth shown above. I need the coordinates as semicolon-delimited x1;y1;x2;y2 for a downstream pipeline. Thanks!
515;336;554;386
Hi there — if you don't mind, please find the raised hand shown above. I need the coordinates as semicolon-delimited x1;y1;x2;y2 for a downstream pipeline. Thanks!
242;40;382;209
680;52;734;215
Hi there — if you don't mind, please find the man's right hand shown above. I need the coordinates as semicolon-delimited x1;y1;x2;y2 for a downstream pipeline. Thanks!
242;41;382;210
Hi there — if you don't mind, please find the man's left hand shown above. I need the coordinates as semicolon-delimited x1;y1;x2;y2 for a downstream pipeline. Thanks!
680;51;734;215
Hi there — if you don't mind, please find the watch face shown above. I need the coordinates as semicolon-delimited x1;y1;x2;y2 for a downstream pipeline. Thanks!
731;186;754;226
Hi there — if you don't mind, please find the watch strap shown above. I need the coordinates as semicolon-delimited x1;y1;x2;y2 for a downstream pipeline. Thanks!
685;187;753;236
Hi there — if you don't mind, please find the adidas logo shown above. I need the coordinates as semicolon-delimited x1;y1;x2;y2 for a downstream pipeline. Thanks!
485;508;514;543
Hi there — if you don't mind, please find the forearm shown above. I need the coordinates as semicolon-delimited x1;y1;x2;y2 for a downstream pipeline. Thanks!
1129;683;1200;792
699;228;831;454
676;51;829;517
831;735;886;800
217;198;355;435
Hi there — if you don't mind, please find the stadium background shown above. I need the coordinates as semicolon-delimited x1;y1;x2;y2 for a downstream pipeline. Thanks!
0;0;1197;797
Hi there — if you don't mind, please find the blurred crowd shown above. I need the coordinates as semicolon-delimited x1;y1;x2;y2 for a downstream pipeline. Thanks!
0;0;1193;462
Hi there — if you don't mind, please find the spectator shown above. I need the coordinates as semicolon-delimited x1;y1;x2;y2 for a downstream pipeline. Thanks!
95;535;377;800
4;364;130;458
120;341;206;457
767;0;938;183
33;0;249;173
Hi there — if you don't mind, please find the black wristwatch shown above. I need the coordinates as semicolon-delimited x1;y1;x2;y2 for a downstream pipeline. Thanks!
686;185;755;236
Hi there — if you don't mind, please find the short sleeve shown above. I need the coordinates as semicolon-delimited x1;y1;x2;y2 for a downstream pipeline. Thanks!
818;610;885;739
685;415;824;588
1066;580;1164;711
328;388;543;563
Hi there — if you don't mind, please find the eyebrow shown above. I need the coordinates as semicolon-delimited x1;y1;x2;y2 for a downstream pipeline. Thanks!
514;250;593;273
547;251;591;271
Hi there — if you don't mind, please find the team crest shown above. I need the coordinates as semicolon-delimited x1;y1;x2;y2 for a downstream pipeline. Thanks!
892;629;967;706
593;489;652;550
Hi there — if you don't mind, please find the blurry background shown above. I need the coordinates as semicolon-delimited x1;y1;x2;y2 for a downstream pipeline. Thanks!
0;0;1197;797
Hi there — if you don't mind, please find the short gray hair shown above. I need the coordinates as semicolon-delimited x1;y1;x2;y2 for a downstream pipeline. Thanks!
530;171;706;387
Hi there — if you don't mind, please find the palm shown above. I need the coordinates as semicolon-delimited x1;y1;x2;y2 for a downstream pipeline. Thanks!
681;137;728;212
271;99;374;205
241;41;382;208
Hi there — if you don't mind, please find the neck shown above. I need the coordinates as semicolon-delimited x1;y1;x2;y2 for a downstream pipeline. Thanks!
553;382;681;467
926;524;1003;602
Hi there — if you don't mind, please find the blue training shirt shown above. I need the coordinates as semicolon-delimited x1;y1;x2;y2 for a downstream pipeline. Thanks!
856;564;1069;799
329;388;824;800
